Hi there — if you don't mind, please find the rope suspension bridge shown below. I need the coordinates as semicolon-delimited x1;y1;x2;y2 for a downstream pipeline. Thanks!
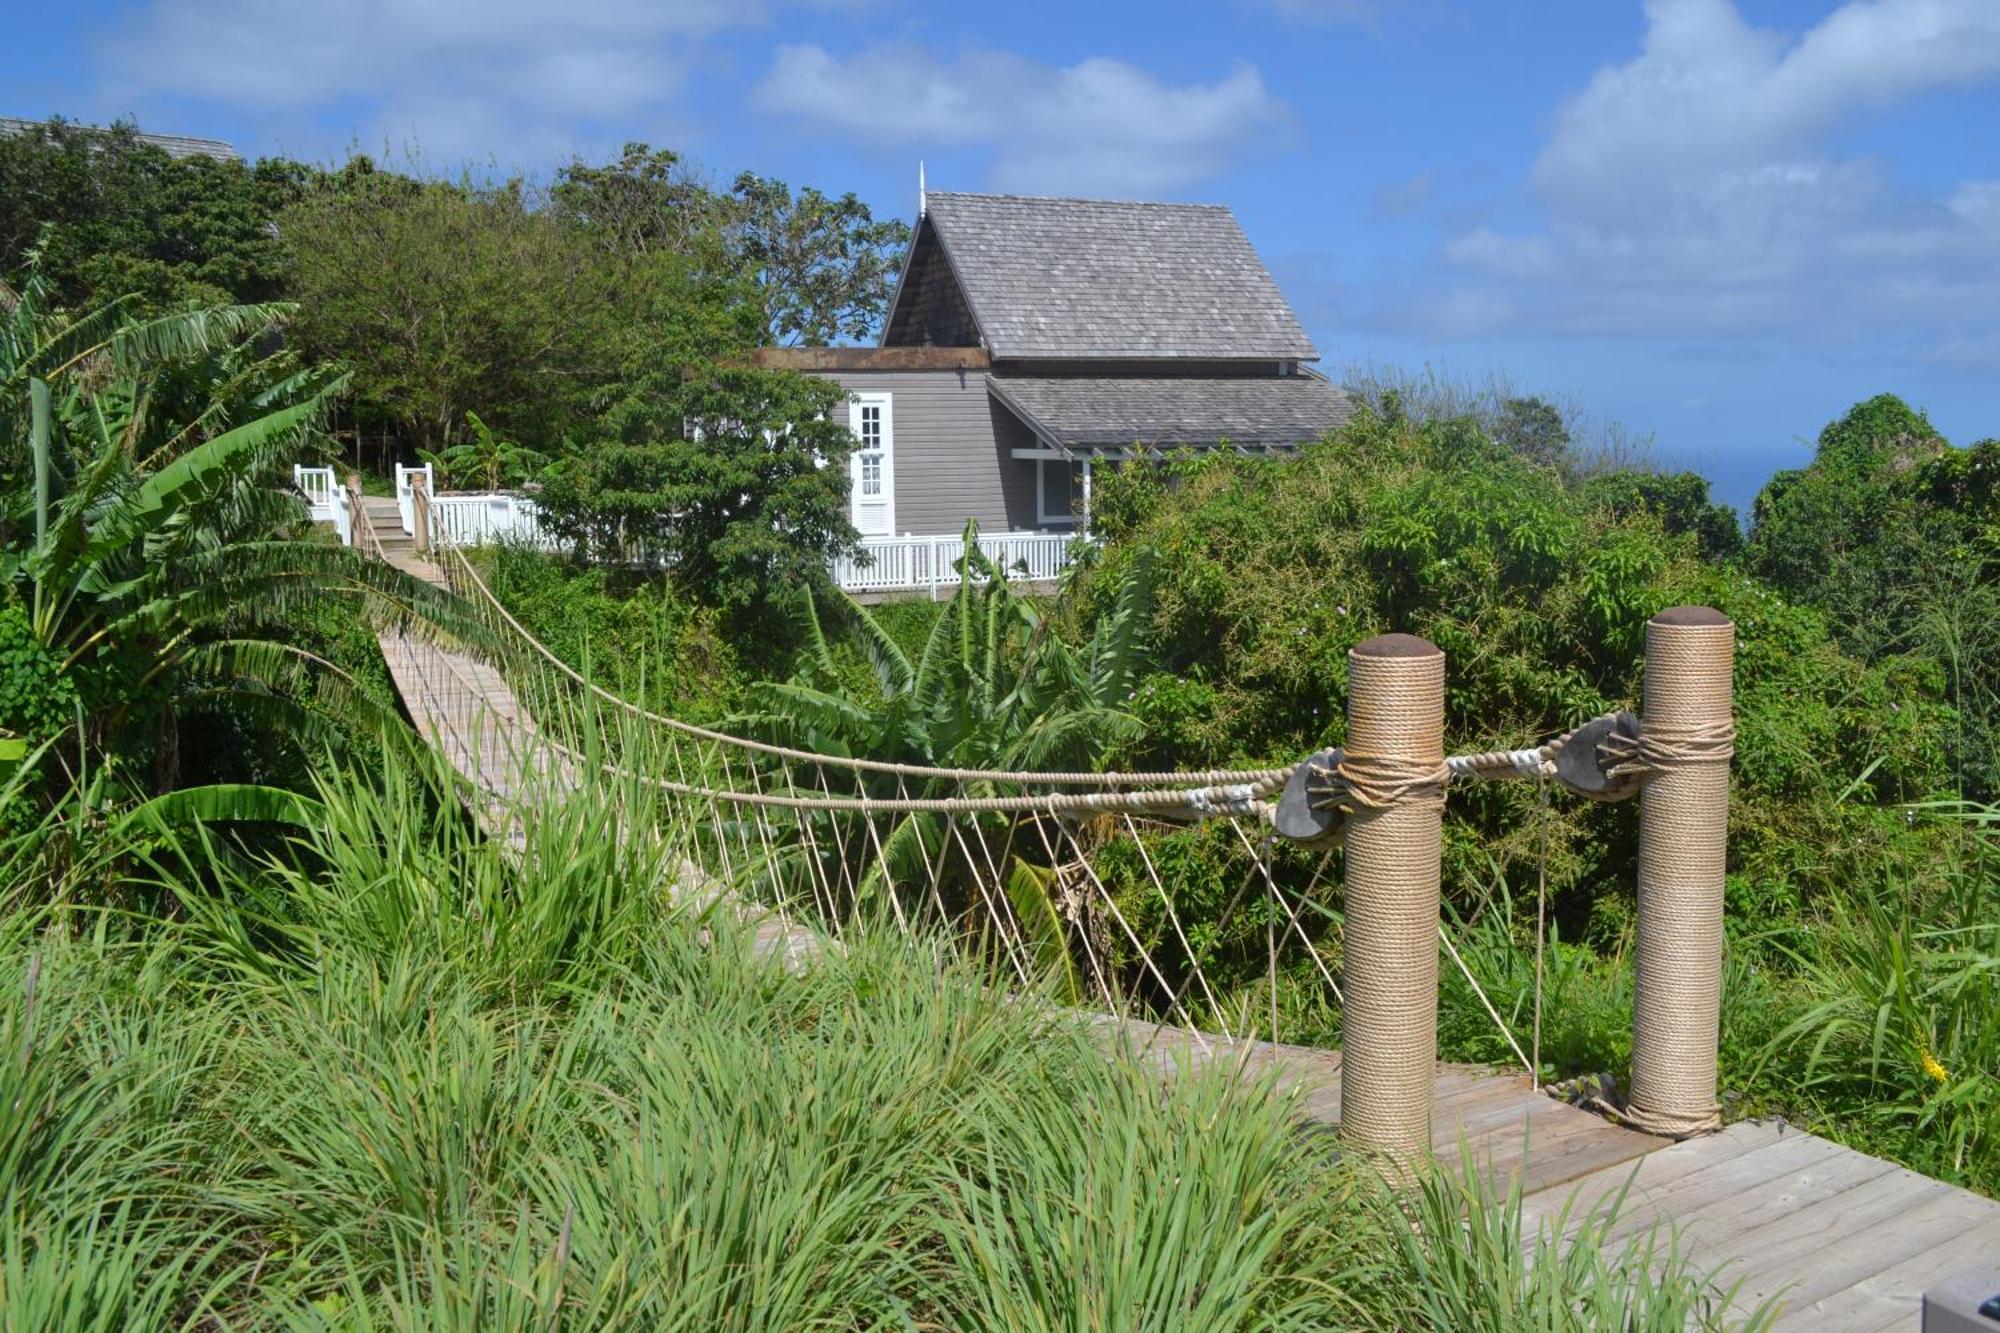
323;470;2000;1330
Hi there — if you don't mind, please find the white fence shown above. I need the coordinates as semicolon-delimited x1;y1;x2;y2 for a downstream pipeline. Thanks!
292;465;336;522
428;492;558;550
831;531;1084;595
303;465;1083;594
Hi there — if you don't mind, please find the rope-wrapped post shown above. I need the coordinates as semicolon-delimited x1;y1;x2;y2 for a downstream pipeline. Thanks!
1339;633;1446;1170
410;467;431;553
1628;606;1734;1137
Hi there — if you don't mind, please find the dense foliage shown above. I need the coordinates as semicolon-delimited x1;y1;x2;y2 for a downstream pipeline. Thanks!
1;123;908;607
1081;407;1950;914
1749;394;2000;796
0;119;309;311
0;246;436;802
538;366;857;605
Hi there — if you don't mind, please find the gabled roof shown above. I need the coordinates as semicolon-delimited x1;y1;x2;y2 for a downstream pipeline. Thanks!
989;373;1353;451
0;117;240;162
907;191;1319;362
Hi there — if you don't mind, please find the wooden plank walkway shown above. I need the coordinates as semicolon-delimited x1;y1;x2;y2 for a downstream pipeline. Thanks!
1122;1015;2000;1328
353;500;2000;1331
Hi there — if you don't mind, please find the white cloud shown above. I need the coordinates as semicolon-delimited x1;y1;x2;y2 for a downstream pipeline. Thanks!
755;44;1289;195
1411;0;2000;347
96;0;762;162
1534;0;2000;212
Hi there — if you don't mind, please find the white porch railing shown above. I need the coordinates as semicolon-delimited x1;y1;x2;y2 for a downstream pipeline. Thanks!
306;466;1083;594
292;465;336;522
428;492;558;550
831;531;1084;595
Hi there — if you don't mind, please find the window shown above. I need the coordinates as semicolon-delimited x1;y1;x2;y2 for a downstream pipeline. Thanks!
855;403;884;496
1037;457;1089;526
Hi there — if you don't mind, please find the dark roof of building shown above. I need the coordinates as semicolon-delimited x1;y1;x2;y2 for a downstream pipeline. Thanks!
0;117;240;162
916;191;1319;362
988;372;1353;450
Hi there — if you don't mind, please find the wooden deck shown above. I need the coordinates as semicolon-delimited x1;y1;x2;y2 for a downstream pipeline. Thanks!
357;499;2000;1331
1118;1025;2000;1329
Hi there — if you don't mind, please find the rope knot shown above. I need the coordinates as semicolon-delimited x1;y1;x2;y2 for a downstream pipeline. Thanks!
1602;717;1735;779
1324;750;1449;813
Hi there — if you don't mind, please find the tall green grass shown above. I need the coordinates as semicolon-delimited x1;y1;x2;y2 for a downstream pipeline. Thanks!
0;748;1762;1329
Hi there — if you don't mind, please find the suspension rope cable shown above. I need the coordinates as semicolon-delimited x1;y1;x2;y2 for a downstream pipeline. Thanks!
420;502;1297;789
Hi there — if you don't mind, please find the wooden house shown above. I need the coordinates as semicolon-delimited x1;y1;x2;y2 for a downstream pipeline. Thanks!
756;189;1353;592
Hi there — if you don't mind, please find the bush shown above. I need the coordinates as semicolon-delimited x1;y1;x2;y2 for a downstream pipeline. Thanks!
1078;408;1955;931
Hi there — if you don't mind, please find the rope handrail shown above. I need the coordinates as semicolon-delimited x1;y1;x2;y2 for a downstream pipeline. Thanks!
414;489;1299;790
399;487;1658;818
416;491;1664;800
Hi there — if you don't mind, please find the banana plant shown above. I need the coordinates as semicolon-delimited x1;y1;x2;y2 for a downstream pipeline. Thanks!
732;525;1154;990
419;410;550;493
1;235;484;806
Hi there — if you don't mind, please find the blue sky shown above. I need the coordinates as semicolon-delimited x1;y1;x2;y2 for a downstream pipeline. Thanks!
12;0;2000;512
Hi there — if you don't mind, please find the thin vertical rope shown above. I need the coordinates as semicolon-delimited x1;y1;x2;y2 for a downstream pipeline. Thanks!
1120;813;1229;1036
1533;768;1549;1091
1227;820;1344;1006
1055;819;1204;1041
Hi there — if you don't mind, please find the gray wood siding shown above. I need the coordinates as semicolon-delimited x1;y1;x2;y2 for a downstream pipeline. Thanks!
820;369;1043;536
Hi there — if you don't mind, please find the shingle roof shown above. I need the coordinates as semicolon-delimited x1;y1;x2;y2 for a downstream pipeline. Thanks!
988;373;1353;450
0;117;240;162
920;192;1318;362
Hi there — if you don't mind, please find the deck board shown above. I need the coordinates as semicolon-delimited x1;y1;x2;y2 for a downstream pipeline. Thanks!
357;503;2000;1332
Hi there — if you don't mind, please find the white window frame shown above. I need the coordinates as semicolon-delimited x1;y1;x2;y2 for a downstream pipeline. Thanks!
1036;455;1092;528
847;392;895;537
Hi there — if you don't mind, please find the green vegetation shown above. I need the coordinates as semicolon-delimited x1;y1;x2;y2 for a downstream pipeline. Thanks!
446;390;1999;1195
1749;394;2000;797
1;124;909;610
0;745;1762;1329
0;242;436;807
1062;393;1997;1191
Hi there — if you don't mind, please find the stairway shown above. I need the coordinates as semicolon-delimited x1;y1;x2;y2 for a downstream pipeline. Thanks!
359;496;415;560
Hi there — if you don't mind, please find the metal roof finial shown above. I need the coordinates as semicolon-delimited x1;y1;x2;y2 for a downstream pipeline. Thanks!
919;161;926;218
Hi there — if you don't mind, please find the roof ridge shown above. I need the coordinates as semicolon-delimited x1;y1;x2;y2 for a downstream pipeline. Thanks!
926;189;1229;211
0;116;240;161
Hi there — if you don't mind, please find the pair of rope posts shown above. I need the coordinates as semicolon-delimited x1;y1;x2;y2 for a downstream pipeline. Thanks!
1266;608;1734;1171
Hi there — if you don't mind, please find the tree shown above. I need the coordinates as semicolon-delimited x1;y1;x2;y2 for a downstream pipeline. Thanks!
0;118;310;311
1581;470;1742;562
281;167;610;456
730;173;911;346
537;366;859;607
1493;395;1570;469
1748;394;1953;658
551;142;731;260
1749;394;1997;795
